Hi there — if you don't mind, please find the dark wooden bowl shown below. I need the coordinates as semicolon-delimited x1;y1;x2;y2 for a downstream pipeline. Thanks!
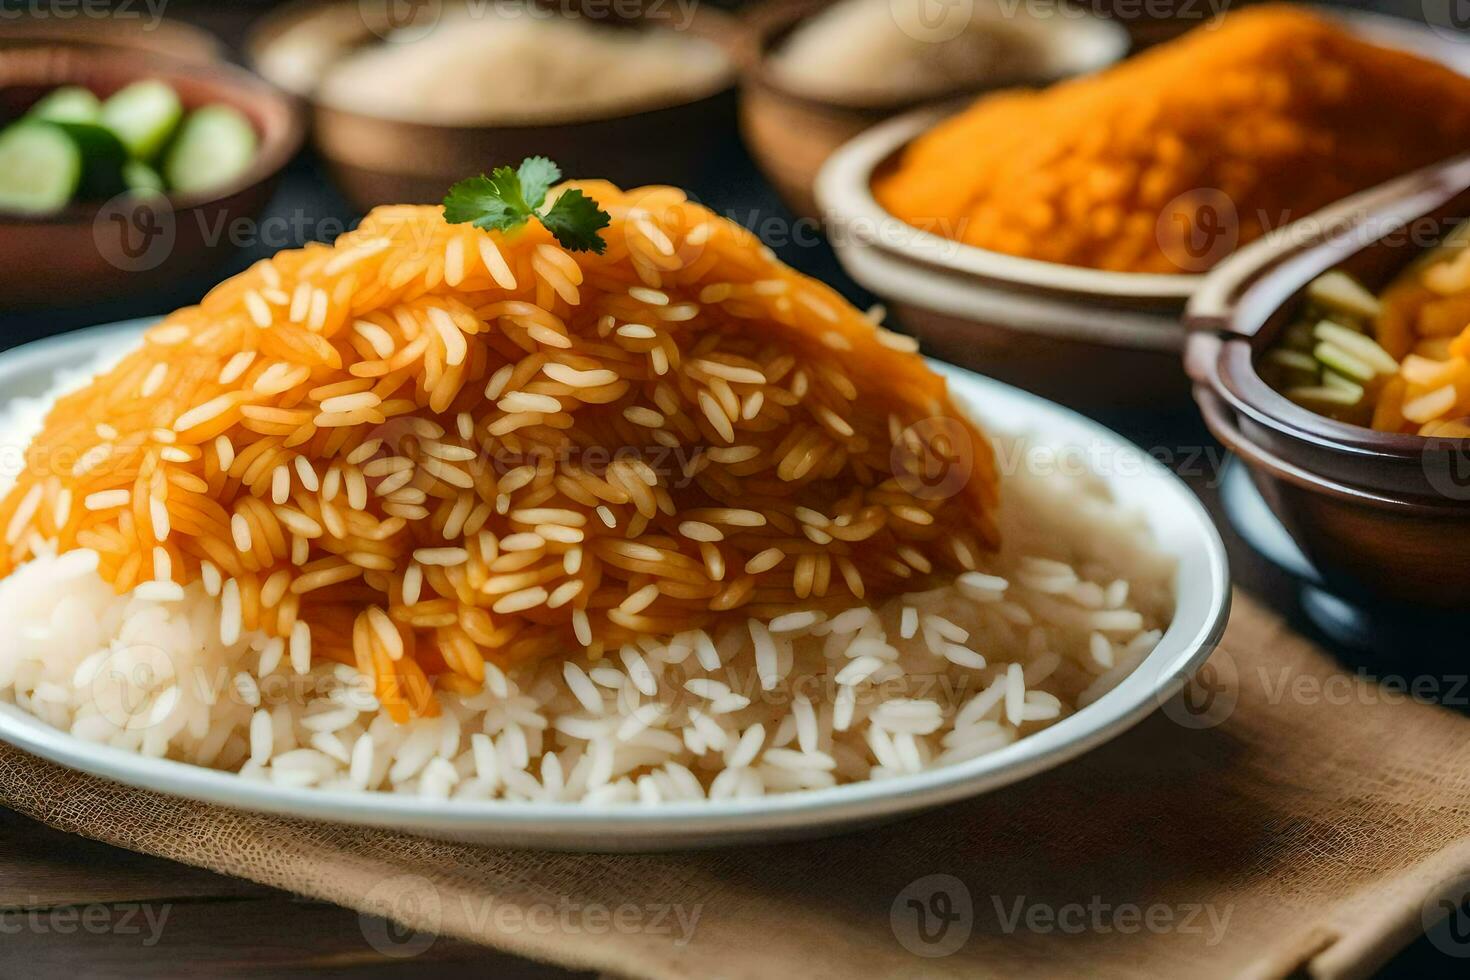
816;105;1190;411
740;0;1127;222
247;0;755;211
0;46;305;310
1186;154;1470;609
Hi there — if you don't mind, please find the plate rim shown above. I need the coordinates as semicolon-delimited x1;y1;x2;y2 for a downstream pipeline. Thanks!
0;320;1231;845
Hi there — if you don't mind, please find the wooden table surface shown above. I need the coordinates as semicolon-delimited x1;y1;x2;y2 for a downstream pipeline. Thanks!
2;1;1466;976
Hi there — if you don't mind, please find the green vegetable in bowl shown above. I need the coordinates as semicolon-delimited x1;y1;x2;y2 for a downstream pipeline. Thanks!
0;123;82;213
123;160;166;195
162;105;258;194
1306;270;1382;321
27;86;101;125
99;80;183;161
0;79;262;215
1260;270;1400;425
0;120;128;211
49;122;129;199
1313;320;1398;375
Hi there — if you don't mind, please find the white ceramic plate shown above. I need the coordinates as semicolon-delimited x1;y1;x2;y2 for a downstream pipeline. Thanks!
0;321;1230;851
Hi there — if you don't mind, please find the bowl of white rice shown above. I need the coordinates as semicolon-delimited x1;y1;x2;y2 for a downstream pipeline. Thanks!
0;319;1228;851
740;0;1127;219
247;0;753;210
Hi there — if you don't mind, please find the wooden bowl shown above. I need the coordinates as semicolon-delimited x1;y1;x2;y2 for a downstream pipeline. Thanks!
740;0;1127;221
816;105;1191;410
1185;154;1470;609
0;46;305;310
247;0;755;212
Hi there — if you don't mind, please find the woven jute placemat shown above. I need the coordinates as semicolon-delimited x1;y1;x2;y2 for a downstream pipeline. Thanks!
4;591;1470;979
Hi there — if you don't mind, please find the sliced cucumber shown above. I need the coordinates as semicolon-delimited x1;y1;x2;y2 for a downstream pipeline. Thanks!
123;160;165;196
1286;386;1370;424
49;122;128;199
1312;320;1398;376
163;105;257;194
0;123;82;214
28;86;101;124
1261;348;1318;389
1285;385;1363;405
1265;348;1319;374
1285;384;1367;424
1307;270;1381;321
99;79;183;161
1313;341;1375;383
1320;371;1365;400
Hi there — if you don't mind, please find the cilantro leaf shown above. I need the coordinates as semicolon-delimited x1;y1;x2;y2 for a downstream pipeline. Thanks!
516;156;561;211
442;157;611;253
442;168;531;232
539;188;611;254
484;164;533;220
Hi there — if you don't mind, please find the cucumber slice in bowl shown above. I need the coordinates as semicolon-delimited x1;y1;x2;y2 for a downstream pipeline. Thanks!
122;160;166;196
99;80;183;161
163;105;258;195
48;122;128;200
0;123;81;215
28;86;102;125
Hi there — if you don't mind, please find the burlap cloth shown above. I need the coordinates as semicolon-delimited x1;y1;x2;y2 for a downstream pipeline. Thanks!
4;590;1470;978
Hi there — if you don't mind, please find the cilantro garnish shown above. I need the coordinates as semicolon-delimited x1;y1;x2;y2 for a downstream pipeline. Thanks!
443;157;611;254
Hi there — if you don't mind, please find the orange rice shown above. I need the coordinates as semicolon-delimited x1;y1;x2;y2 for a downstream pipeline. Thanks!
1370;241;1470;434
0;182;999;720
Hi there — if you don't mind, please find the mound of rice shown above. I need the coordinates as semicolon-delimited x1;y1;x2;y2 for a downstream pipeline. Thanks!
0;180;1175;802
262;3;733;125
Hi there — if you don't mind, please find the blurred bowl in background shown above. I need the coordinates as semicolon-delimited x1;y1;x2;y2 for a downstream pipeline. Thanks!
816;105;1191;410
740;0;1127;221
0;46;304;310
0;15;225;63
1186;155;1470;609
247;0;755;212
815;8;1470;412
